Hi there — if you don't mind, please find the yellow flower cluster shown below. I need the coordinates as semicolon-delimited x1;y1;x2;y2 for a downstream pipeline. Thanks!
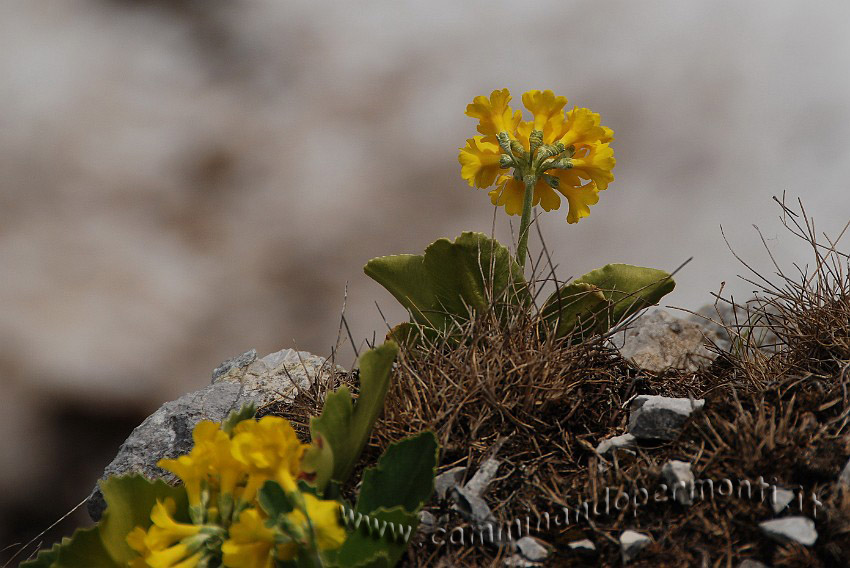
127;416;345;568
458;88;615;223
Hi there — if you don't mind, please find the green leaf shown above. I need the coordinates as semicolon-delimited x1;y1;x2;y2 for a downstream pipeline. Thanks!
330;432;439;567
356;432;438;514
257;480;293;519
21;475;184;567
543;263;675;339
221;403;257;435
331;507;416;568
364;232;528;331
310;341;399;486
20;526;116;568
97;474;188;565
19;541;61;568
301;434;335;493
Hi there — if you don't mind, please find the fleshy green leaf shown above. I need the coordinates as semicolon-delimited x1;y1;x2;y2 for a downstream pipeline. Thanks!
257;480;293;519
364;232;528;331
329;432;438;567
331;507;416;568
356;431;438;514
97;475;188;565
221;403;257;435
21;475;185;567
310;341;399;486
19;540;61;568
20;526;115;568
301;434;335;492
543;263;675;339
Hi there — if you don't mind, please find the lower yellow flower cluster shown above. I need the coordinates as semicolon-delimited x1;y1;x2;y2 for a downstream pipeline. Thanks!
126;416;345;568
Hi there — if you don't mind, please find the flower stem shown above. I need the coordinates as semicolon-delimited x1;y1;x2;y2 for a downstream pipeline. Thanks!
515;174;536;269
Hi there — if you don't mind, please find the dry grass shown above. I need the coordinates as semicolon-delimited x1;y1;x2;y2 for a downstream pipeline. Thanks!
275;198;850;566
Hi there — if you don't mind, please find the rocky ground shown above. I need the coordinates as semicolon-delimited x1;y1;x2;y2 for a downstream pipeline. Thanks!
15;294;850;566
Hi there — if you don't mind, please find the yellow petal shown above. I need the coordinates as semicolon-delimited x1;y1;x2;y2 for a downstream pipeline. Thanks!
536;183;561;212
222;509;276;568
570;142;615;190
146;499;202;550
522;89;568;132
465;89;522;138
557;107;609;148
458;136;504;188
231;416;306;493
145;543;199;568
157;455;205;507
488;175;525;216
302;494;345;551
488;176;560;215
555;180;600;224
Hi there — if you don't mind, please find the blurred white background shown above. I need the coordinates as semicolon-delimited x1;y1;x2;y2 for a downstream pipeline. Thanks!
3;0;850;550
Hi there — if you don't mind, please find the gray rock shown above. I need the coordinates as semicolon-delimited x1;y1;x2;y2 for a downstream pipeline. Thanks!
839;457;850;487
503;555;536;567
87;348;338;520
567;538;596;554
770;487;796;514
211;349;257;382
595;433;637;456
434;466;467;501
661;460;695;505
758;516;818;546
516;536;548;562
619;530;652;563
450;485;496;527
616;310;719;372
628;395;705;440
465;457;500;497
737;560;770;568
691;301;780;352
418;510;437;534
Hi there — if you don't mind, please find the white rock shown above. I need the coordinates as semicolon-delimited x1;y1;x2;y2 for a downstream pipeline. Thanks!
661;460;695;505
628;395;705;440
839;457;850;487
434;466;466;501
758;516;818;546
737;560;769;568
596;433;637;455
616;310;718;372
465;457;500;497
770;487;796;514
516;536;548;562
568;538;596;553
88;347;336;520
620;530;652;563
418;510;437;534
503;554;535;567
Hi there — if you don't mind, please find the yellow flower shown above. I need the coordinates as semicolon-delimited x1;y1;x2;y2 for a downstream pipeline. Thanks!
459;137;504;188
157;455;206;509
459;88;615;224
296;493;346;551
464;88;522;139
157;421;222;508
570;142;615;190
128;416;339;568
145;499;203;550
488;175;561;215
552;176;601;224
221;509;277;568
522;89;568;134
127;498;210;568
231;416;307;501
127;527;151;568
